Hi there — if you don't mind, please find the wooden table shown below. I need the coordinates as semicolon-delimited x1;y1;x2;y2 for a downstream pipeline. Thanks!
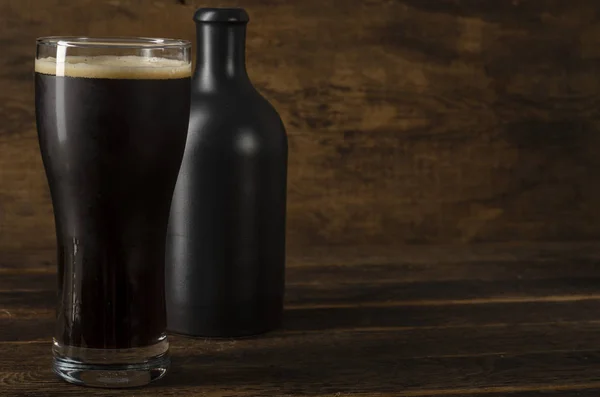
2;243;600;396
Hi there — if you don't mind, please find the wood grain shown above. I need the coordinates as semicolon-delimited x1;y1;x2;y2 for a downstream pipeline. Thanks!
4;339;600;396
1;244;600;395
1;0;600;256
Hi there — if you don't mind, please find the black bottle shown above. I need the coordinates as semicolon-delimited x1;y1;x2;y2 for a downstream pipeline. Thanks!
166;8;288;337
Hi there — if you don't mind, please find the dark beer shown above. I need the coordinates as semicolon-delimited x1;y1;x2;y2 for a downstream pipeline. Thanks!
35;56;191;350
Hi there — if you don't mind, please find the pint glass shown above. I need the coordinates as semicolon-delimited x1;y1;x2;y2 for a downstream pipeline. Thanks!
35;37;191;388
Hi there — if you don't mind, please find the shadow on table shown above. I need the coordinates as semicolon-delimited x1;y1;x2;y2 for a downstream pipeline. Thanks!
157;305;421;393
159;331;404;394
283;305;410;331
156;296;600;392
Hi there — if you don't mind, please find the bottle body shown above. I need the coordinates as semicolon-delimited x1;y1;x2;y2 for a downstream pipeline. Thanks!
166;9;288;337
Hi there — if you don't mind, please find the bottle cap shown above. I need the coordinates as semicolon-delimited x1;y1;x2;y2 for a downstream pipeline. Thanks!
193;8;250;23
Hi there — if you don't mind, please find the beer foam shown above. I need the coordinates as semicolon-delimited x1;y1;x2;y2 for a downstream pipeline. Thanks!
35;55;191;79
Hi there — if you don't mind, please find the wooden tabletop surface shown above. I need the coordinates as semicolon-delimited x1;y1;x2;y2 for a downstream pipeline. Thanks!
2;243;600;396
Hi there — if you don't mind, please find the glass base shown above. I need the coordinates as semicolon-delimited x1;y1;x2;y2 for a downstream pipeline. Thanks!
52;336;170;388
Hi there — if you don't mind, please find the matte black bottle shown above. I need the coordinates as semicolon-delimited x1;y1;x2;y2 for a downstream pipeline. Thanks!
166;8;288;337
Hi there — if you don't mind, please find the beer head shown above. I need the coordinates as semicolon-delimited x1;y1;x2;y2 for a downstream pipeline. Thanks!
35;55;192;80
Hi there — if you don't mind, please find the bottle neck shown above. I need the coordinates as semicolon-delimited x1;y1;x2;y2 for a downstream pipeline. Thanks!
194;23;249;89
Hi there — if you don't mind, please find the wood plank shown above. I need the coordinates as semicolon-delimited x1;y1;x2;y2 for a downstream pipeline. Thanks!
285;300;600;331
3;338;600;396
5;295;600;337
3;244;600;306
2;0;600;254
6;319;600;359
5;271;600;306
10;264;600;290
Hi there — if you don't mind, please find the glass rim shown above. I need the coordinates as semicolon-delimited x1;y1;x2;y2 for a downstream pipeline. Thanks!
36;36;191;49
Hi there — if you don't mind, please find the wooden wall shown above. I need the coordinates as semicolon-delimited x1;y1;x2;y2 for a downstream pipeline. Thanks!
1;0;600;260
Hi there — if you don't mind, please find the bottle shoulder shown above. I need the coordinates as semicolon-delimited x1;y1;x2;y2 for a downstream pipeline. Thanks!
188;85;285;136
